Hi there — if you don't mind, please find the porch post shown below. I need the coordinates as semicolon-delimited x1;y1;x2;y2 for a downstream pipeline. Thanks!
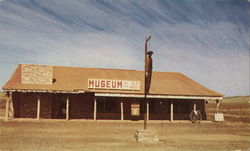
216;100;220;113
146;101;149;120
36;96;41;120
9;97;14;118
66;96;69;120
193;100;196;111
170;100;173;122
120;101;124;121
94;97;97;120
5;92;10;120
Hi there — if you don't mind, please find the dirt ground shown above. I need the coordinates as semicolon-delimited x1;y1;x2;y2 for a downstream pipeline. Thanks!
0;119;250;151
0;95;249;151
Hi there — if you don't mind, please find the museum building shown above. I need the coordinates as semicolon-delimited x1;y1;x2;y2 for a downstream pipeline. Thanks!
2;64;223;121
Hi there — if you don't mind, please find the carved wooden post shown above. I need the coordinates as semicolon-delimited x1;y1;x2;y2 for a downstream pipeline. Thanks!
170;100;174;122
36;96;41;120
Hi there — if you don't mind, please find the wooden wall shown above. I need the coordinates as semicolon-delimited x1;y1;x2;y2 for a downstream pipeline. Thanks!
39;93;52;118
19;93;37;118
12;92;53;118
12;92;20;118
11;92;206;120
70;93;94;119
12;92;95;119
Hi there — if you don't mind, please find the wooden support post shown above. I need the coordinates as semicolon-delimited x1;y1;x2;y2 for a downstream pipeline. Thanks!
66;97;69;120
5;93;10;120
146;101;149;121
170;100;173;122
193;101;196;111
36;97;40;120
9;99;14;118
216;100;220;113
94;98;97;120
120;101;124;121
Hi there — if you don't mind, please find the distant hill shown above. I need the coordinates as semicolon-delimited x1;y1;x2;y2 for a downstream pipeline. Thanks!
223;96;250;103
0;91;6;103
218;96;250;123
0;91;4;97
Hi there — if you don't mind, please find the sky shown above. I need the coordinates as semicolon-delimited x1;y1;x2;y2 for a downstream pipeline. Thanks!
0;0;249;97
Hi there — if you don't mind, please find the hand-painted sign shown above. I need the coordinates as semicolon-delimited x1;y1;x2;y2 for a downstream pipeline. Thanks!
88;79;140;90
131;103;140;116
214;113;224;122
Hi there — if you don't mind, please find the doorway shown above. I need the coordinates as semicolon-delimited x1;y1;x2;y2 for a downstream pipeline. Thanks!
51;95;67;119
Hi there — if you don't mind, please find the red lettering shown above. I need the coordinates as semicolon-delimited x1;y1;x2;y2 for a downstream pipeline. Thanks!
101;80;105;87
89;80;94;88
95;80;100;87
117;81;122;89
111;81;116;88
106;81;110;88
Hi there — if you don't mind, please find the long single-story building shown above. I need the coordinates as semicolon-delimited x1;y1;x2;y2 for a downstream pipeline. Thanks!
2;64;223;121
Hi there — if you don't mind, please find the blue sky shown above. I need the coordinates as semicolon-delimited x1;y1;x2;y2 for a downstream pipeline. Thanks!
0;0;249;96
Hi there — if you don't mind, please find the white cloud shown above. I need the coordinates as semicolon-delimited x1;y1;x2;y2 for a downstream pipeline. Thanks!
0;0;249;96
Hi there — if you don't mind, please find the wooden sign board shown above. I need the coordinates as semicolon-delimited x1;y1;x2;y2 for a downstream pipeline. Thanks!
214;113;224;122
88;79;140;90
131;104;140;116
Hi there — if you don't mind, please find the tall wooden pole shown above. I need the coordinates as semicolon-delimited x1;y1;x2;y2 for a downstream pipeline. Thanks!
146;101;149;121
144;36;151;130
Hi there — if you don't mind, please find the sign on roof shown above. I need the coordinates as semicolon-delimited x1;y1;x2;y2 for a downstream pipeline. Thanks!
88;79;140;91
21;64;53;84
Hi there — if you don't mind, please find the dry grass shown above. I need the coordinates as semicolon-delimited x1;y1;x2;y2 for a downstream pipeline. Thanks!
206;96;250;123
0;91;6;117
1;120;250;151
0;93;249;151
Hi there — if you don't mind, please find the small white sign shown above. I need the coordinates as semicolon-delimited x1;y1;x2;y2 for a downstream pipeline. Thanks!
214;113;224;122
131;104;140;116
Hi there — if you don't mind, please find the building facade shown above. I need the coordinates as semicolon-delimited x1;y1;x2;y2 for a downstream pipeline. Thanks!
3;64;223;121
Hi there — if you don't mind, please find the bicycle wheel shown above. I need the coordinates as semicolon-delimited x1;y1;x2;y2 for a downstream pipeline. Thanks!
196;110;202;121
190;111;196;122
190;110;202;122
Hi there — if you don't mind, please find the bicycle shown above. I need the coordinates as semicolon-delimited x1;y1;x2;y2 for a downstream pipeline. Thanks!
190;110;202;123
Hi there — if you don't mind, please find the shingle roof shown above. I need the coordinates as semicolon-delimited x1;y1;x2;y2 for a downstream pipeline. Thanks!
2;64;223;97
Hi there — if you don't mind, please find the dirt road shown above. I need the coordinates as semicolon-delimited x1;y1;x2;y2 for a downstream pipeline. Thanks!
0;120;249;151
